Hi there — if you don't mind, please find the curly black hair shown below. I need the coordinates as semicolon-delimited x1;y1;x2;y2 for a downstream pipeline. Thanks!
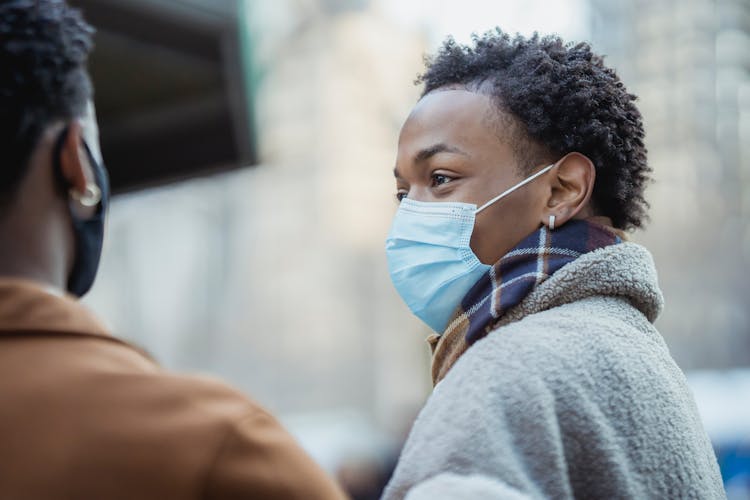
0;0;94;208
418;29;650;230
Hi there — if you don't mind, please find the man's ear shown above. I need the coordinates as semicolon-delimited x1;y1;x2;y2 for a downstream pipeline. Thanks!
58;122;91;197
542;152;596;228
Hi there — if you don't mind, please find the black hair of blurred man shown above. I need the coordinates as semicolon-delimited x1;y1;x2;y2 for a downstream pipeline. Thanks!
0;0;106;295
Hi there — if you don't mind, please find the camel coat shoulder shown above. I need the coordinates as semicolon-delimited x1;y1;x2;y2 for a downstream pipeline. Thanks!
0;279;345;500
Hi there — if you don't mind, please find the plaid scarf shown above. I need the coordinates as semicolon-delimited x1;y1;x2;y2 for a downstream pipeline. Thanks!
448;220;622;345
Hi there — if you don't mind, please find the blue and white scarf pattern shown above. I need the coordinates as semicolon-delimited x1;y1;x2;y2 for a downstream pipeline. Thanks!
445;220;623;345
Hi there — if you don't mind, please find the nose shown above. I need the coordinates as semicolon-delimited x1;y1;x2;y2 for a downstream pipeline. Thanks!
404;186;435;203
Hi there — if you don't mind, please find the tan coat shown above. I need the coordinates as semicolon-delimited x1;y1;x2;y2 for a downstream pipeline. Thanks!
0;278;347;499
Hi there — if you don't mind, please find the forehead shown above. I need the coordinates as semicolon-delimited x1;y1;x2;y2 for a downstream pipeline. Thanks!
398;89;503;152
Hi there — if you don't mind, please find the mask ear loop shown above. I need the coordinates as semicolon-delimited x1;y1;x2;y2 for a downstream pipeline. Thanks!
475;163;556;214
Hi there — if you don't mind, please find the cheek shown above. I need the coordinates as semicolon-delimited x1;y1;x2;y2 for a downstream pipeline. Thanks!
469;196;542;264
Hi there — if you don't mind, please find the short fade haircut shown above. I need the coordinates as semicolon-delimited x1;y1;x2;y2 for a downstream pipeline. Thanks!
418;29;650;230
0;0;94;208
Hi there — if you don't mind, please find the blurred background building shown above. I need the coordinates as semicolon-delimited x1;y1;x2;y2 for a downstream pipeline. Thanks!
590;0;750;369
69;0;749;496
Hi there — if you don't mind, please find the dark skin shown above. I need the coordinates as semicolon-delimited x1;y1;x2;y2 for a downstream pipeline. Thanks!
394;88;598;265
0;116;98;291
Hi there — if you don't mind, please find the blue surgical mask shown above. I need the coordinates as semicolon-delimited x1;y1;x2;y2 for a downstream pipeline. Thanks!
385;164;554;333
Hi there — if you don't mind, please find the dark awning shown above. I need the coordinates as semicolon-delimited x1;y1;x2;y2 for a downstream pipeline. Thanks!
70;0;257;193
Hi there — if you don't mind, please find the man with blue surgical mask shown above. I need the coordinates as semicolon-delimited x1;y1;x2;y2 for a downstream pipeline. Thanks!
0;1;345;498
382;30;725;499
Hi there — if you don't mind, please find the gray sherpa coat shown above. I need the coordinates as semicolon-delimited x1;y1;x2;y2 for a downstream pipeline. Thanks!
383;243;725;500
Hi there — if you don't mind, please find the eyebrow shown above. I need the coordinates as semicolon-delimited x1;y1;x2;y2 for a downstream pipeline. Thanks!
415;143;468;163
393;143;469;178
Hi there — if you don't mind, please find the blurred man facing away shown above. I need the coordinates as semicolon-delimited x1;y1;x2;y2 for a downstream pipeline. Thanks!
0;1;346;498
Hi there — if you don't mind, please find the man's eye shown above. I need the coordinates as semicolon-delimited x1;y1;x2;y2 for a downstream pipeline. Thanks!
431;174;453;187
395;192;407;202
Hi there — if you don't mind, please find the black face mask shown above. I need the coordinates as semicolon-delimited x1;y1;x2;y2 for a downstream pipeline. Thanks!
53;128;110;297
